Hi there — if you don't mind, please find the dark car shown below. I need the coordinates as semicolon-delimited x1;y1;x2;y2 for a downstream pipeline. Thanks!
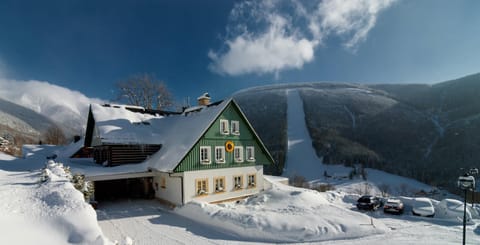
356;195;381;211
383;198;404;214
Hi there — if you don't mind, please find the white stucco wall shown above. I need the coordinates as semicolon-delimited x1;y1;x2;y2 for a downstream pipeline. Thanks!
153;172;183;205
263;175;289;189
183;165;264;204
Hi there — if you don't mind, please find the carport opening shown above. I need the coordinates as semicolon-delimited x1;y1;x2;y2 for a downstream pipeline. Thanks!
94;177;155;201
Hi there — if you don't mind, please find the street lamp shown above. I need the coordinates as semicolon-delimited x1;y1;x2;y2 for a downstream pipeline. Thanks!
469;168;478;207
458;174;475;245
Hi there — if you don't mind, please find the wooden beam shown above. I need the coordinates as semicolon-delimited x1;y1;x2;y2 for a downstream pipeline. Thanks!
86;171;156;181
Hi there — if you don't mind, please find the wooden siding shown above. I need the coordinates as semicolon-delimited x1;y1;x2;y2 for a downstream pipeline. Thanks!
174;103;274;172
94;144;161;166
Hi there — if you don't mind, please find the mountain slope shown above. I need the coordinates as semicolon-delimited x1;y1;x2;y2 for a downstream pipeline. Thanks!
0;79;103;136
234;73;480;193
0;97;62;155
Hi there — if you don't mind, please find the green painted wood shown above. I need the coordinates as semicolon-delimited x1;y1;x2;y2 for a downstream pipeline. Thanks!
174;102;274;173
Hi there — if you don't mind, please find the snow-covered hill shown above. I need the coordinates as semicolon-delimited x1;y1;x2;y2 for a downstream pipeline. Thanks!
0;97;56;134
234;76;480;194
0;97;63;155
0;79;103;136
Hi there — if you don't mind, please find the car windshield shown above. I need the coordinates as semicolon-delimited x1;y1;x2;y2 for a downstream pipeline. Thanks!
359;197;372;202
414;200;431;208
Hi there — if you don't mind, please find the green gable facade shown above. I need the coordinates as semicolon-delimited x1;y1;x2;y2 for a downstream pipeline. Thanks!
174;102;274;173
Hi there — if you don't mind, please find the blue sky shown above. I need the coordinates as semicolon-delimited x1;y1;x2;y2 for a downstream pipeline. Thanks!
0;0;479;105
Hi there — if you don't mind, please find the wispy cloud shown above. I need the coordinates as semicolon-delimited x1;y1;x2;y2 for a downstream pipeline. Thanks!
209;0;396;77
0;79;103;132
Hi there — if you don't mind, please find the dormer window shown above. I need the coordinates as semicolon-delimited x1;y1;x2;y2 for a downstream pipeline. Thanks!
246;146;255;162
200;146;211;164
220;119;229;135
231;120;240;135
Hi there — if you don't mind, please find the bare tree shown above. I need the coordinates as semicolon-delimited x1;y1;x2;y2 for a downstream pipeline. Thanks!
43;125;67;145
116;73;173;110
291;175;307;188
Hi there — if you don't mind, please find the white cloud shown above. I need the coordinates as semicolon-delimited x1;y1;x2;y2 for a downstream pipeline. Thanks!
0;79;104;132
314;0;396;50
208;13;317;76
209;0;396;76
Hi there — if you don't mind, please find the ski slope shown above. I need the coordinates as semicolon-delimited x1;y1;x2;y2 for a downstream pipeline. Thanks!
283;89;323;180
283;89;350;180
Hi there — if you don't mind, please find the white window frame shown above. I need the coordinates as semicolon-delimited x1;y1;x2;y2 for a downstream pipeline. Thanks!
220;119;229;135
231;120;240;135
215;146;226;164
246;146;255;162
200;146;211;164
234;146;244;163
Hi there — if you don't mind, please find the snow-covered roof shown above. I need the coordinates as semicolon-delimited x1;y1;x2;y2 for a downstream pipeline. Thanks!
91;104;162;144
89;99;231;172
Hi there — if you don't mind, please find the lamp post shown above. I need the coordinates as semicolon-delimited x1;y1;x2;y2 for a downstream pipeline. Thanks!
469;168;478;208
458;174;475;245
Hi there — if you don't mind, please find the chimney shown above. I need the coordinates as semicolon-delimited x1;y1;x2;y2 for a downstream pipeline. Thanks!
197;92;211;106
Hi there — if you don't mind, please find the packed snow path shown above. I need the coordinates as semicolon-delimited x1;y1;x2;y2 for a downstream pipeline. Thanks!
97;200;240;245
283;89;323;180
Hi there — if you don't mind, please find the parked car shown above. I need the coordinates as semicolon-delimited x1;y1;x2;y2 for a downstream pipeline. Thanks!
357;195;382;210
412;197;435;217
383;198;404;214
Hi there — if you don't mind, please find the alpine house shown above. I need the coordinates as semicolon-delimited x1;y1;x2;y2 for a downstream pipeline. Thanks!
81;94;275;205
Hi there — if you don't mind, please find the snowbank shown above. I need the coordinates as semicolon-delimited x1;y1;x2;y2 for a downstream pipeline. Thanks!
0;161;111;245
175;182;388;243
436;198;474;224
0;152;15;161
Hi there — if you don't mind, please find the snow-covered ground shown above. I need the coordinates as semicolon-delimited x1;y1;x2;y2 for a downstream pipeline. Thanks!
2;144;480;244
1;87;480;244
96;181;480;245
0;159;111;244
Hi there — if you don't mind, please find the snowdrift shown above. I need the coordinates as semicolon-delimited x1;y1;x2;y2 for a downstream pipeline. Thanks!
176;182;388;243
0;161;111;245
436;198;475;224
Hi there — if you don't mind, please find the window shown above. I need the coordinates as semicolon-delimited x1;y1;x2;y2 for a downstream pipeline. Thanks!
231;120;240;135
233;175;243;190
234;146;244;163
215;146;226;163
220;119;229;135
246;146;255;162
247;174;256;188
196;178;208;195
214;177;225;192
200;146;211;164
